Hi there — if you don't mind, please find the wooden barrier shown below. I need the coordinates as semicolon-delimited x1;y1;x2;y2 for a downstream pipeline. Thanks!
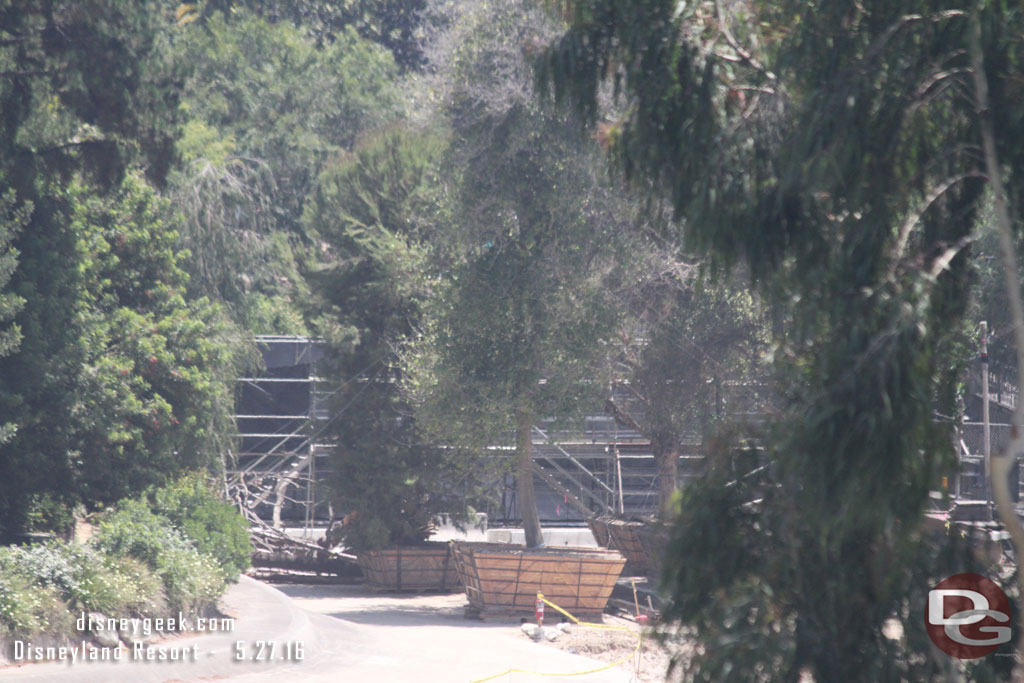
451;542;625;620
251;550;361;579
587;515;666;577
357;542;461;592
636;521;669;586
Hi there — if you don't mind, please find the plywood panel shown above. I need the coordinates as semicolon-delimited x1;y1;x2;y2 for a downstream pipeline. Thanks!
357;543;460;592
452;542;625;620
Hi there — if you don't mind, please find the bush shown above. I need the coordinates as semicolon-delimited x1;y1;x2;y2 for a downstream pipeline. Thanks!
91;498;194;567
23;494;75;537
153;546;225;614
148;473;251;578
4;541;164;616
0;484;241;642
0;483;244;641
99;555;165;616
0;549;72;637
91;499;226;614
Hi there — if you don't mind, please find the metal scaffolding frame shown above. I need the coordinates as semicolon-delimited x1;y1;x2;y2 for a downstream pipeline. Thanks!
227;336;332;530
226;340;718;527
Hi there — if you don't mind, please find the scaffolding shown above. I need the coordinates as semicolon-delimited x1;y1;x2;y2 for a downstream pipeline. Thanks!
227;339;727;527
227;336;332;531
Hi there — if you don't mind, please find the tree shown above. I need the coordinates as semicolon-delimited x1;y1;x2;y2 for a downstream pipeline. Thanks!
610;255;766;515
172;8;399;330
224;0;435;71
539;1;1024;679
0;0;194;537
69;174;242;505
0;188;27;445
0;172;244;532
0;2;251;537
403;0;627;548
303;127;473;549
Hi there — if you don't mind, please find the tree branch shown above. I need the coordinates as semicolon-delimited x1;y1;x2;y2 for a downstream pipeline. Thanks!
887;172;984;279
713;0;775;81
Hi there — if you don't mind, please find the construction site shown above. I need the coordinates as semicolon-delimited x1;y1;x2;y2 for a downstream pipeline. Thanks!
226;336;713;536
226;336;1018;555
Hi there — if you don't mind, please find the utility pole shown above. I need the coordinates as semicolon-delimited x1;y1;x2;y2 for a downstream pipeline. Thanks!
981;321;992;509
614;445;625;514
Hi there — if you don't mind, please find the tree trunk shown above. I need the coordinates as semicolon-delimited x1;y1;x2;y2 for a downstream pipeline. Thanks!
516;408;544;548
654;433;679;518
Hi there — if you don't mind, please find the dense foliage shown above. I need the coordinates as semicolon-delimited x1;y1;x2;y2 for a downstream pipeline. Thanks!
0;476;244;639
0;0;249;538
172;7;399;331
4;0;1024;678
539;0;1024;679
612;260;768;513
400;0;633;548
304;127;482;551
147;472;251;576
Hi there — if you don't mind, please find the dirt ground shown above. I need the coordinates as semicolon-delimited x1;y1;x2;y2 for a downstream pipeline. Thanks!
273;581;685;682
541;617;679;683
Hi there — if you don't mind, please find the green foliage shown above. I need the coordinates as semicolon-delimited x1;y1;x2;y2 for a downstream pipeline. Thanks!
0;537;170;638
92;498;227;614
539;0;1024;679
70;174;242;503
0;481;243;639
0;169;246;537
0;483;248;639
0;1;238;538
92;498;198;569
0;569;71;638
0;187;29;444
0;1;186;189
613;260;768;512
306;127;476;551
100;555;166;617
171;8;399;328
23;494;76;536
148;472;251;578
229;0;433;71
4;541;162;617
408;0;619;432
400;0;631;547
0;189;27;362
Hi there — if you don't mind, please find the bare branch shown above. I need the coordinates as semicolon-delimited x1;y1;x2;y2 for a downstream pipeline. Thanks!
887;172;984;278
713;0;775;80
860;11;967;67
927;235;974;280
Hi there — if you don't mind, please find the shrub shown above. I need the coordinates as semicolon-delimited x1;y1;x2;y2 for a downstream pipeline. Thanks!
91;500;226;614
91;498;194;567
23;494;75;537
154;546;226;614
100;555;165;616
0;549;72;637
5;541;164;616
148;472;251;578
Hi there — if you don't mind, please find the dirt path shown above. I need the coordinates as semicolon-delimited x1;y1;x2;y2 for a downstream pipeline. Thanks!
273;582;684;682
274;583;643;682
0;579;657;682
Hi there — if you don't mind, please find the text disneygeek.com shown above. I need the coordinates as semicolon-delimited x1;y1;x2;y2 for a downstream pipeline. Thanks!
9;611;304;665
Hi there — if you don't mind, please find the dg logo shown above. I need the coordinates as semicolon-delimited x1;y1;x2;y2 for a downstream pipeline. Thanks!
926;573;1011;659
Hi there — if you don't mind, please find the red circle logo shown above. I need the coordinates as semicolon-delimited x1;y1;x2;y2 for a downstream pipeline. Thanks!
926;573;1011;658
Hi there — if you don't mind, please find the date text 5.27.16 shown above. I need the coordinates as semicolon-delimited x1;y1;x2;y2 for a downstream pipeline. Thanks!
233;641;304;662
